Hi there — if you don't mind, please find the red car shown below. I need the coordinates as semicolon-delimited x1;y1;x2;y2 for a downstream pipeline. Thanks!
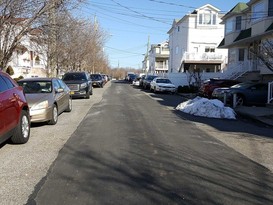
0;71;30;144
198;78;240;99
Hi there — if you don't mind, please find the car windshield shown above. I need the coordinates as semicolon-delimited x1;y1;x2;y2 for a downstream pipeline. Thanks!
63;73;86;81
231;82;256;89
147;75;157;80
18;81;52;94
90;75;102;80
156;79;171;84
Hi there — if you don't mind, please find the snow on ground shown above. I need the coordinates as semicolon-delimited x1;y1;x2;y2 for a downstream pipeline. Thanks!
176;96;236;119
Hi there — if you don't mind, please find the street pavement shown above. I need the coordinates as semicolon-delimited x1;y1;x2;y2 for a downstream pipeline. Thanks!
27;81;273;205
235;106;273;127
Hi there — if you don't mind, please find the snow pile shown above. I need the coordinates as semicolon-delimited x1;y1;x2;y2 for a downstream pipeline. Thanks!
176;96;236;119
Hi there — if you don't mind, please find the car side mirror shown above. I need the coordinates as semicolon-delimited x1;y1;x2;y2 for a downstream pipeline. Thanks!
56;88;64;93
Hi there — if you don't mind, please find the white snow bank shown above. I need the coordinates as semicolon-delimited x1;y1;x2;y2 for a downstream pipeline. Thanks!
176;96;236;119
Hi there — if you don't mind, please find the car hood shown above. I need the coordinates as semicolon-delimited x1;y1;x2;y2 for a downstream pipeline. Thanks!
25;93;53;107
156;83;175;87
63;80;87;84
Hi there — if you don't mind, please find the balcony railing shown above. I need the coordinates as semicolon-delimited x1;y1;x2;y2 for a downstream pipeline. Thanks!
183;52;223;61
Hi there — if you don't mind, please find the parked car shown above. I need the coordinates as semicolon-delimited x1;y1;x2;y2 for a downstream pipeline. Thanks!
62;72;93;99
0;71;30;144
18;78;72;125
198;78;241;98
142;75;158;90
139;75;146;87
212;82;268;106
150;77;176;94
90;74;104;88
132;76;141;86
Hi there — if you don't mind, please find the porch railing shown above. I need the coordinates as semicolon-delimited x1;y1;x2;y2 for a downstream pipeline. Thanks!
268;81;273;104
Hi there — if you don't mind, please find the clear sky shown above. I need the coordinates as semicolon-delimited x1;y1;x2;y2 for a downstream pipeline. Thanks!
78;0;249;69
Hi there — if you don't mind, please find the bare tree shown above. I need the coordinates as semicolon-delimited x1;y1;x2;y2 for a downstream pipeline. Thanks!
250;39;273;72
0;0;83;72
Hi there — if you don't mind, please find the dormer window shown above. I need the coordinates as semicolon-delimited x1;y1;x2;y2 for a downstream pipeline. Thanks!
235;16;242;30
198;10;217;25
252;2;266;21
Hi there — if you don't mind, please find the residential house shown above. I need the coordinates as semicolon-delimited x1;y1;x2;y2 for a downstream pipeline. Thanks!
218;0;273;83
0;17;47;78
148;41;169;75
9;29;47;78
167;4;228;87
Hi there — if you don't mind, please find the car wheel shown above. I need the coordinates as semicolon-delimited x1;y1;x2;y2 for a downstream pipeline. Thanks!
100;83;103;88
48;104;58;125
90;88;93;95
11;110;30;144
236;95;245;106
86;90;90;99
65;98;72;112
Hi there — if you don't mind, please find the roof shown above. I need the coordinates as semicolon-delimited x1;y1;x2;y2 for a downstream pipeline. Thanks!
234;28;252;42
221;3;248;20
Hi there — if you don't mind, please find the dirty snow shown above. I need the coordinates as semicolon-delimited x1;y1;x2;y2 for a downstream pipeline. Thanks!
176;96;236;119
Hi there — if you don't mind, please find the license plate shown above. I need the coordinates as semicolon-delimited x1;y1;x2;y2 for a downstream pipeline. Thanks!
70;91;74;95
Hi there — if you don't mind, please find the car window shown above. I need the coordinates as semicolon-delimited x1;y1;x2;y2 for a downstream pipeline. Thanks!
2;76;15;89
58;79;68;89
157;79;171;84
53;79;61;91
63;73;86;81
0;76;9;93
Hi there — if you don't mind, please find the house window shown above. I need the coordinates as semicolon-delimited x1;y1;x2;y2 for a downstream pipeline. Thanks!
35;56;40;65
177;26;180;32
175;46;179;55
269;0;273;16
198;11;217;25
205;47;215;52
235;16;242;30
225;18;233;34
238;49;244;61
252;2;266;21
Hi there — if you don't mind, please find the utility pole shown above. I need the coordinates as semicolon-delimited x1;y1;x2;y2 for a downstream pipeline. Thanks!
145;35;150;75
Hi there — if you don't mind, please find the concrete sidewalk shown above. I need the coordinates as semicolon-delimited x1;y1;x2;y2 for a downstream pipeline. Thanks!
234;106;273;127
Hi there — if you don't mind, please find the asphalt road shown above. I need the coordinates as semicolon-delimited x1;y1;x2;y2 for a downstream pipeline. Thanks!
25;81;273;205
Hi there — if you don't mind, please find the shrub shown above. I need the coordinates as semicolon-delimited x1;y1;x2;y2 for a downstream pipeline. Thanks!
13;76;24;82
6;66;14;76
177;85;198;93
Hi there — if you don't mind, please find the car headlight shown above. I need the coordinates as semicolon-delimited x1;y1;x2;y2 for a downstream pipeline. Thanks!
31;100;49;110
80;83;87;89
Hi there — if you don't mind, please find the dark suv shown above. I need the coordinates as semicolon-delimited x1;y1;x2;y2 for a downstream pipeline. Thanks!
90;74;104;88
198;78;240;99
0;71;31;144
63;72;93;99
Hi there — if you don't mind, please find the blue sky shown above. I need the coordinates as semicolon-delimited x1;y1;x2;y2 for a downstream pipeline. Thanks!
78;0;249;69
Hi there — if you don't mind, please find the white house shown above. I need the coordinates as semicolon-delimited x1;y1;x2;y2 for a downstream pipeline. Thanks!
9;29;47;78
148;41;169;75
167;4;228;87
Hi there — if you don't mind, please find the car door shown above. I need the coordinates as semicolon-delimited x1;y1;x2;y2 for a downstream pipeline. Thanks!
0;75;18;137
245;84;267;104
57;79;70;111
52;79;66;113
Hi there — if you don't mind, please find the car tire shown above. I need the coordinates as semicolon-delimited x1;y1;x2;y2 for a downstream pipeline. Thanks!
65;98;72;112
100;83;103;88
90;88;93;95
11;110;30;144
86;90;90;99
48;104;58;125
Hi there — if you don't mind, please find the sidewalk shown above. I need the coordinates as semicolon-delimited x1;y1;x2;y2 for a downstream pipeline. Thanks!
234;106;273;127
179;93;273;127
